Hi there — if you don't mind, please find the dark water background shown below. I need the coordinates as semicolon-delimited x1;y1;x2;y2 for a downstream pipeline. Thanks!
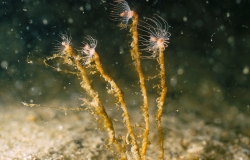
0;0;250;112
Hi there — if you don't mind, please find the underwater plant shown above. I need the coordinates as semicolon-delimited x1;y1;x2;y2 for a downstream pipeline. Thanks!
23;0;171;159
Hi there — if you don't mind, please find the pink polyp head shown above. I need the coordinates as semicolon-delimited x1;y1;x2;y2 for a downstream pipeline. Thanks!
157;38;164;46
54;33;72;55
138;15;171;57
61;41;70;49
120;10;133;19
150;36;157;42
110;0;133;29
83;44;95;56
81;36;97;57
157;38;165;51
84;44;90;51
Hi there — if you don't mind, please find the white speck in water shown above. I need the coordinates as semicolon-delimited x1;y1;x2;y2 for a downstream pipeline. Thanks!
58;125;63;130
85;3;91;11
183;16;188;22
211;28;220;41
68;18;73;23
227;36;235;45
211;32;216;41
177;67;184;75
42;19;48;25
15;81;23;90
170;76;177;86
27;60;33;64
119;46;124;54
220;25;225;30
1;61;8;69
243;66;249;75
79;6;84;11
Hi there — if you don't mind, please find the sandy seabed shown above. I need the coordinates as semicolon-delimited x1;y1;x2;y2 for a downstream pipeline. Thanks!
0;96;249;160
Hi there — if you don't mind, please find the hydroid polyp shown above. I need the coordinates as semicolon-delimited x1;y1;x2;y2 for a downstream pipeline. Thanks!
139;15;171;58
54;33;72;55
81;36;97;57
110;0;135;29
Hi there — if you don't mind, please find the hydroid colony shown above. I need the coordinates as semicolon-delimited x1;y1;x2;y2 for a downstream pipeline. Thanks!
26;0;171;159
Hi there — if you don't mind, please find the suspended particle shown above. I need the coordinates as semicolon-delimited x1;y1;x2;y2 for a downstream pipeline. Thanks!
85;3;91;11
42;19;48;25
243;66;249;75
183;16;187;22
68;18;73;23
1;61;8;69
